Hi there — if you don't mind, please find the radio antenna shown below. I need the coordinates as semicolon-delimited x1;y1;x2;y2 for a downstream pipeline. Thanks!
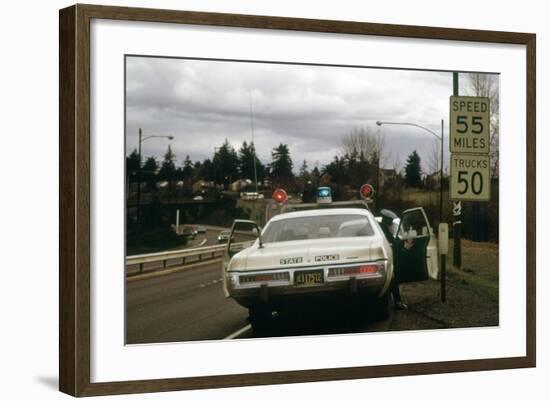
248;90;259;193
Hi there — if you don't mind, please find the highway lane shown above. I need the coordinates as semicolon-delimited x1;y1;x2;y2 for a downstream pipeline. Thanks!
126;260;248;344
126;259;392;344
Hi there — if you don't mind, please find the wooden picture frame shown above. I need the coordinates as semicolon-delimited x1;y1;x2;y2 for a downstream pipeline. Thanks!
59;3;536;397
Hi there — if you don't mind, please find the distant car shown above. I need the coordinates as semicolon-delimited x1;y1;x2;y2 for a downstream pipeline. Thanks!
240;192;264;200
193;195;204;201
181;227;196;239
197;225;207;234
218;230;232;243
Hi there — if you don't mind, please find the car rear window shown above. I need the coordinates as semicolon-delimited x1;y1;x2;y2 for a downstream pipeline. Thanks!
262;214;374;243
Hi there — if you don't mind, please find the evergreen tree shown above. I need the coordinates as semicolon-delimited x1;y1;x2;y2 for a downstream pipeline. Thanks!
270;143;293;185
299;159;309;179
199;159;213;182
298;159;314;201
212;139;239;186
142;157;158;173
322;155;348;186
141;156;158;191
238;141;264;184
126;149;141;182
182;155;194;179
311;166;321;185
404;150;422;187
158;145;177;180
126;149;141;171
192;160;202;181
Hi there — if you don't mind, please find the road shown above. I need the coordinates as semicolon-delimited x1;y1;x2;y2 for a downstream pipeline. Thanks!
180;226;228;249
126;260;248;343
126;260;392;344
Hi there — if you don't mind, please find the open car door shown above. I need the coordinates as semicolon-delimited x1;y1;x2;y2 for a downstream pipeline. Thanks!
393;207;432;283
224;219;260;257
222;219;261;297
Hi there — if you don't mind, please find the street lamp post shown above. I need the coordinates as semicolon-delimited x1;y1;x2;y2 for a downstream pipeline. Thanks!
136;128;174;225
376;120;444;226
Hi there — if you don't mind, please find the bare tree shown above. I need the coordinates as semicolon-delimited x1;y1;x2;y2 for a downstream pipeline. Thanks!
426;138;441;175
465;73;499;242
341;126;387;164
391;151;402;175
383;149;402;174
465;73;499;178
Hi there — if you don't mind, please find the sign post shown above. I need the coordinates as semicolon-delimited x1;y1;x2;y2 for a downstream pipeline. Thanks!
438;223;449;303
450;95;491;271
452;74;462;269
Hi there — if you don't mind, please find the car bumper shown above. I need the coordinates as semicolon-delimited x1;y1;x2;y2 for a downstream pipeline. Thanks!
226;261;390;307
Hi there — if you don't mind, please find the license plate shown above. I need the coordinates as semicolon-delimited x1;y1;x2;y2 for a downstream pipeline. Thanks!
294;270;324;286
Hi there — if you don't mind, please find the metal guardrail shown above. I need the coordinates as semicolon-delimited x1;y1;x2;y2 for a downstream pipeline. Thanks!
126;241;254;274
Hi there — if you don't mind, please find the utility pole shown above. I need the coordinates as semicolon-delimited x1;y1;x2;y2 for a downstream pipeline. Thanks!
135;129;173;226
249;91;259;194
439;118;444;227
452;72;462;269
137;128;142;225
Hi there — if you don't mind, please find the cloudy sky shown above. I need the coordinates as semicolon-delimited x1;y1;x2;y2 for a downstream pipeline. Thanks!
125;56;495;174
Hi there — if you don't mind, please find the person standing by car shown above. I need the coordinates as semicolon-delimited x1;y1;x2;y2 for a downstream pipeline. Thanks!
379;209;409;310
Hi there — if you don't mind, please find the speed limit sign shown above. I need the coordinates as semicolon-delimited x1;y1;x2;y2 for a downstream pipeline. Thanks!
450;96;490;154
450;154;490;201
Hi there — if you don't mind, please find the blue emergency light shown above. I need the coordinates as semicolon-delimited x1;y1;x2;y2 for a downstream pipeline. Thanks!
316;186;332;203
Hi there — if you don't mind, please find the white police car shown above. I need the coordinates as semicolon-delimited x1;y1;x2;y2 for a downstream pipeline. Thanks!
222;186;436;332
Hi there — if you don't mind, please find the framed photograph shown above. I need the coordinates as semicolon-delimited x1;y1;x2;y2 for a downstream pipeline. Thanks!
59;4;536;397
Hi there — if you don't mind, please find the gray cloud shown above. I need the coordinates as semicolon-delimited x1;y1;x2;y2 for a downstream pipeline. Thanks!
126;56;495;174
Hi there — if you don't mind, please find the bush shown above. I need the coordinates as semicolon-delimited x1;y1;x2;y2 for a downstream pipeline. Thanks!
127;225;185;255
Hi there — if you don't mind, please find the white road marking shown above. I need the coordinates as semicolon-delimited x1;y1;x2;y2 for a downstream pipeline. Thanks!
190;238;208;248
224;324;252;340
197;277;223;289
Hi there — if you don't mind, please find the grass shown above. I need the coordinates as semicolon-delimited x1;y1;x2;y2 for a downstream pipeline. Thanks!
391;239;499;331
449;240;499;302
400;189;445;203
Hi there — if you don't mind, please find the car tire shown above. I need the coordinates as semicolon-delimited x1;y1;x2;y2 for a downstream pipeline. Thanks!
248;304;272;335
368;291;390;322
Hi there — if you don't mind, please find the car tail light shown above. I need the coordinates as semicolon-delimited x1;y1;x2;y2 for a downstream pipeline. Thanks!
328;264;379;277
239;271;290;284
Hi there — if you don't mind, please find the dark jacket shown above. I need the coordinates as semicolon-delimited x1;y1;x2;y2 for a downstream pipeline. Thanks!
381;223;395;245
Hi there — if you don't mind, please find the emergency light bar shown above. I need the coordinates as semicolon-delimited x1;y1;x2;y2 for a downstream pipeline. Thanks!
316;186;332;203
272;188;288;205
360;184;375;200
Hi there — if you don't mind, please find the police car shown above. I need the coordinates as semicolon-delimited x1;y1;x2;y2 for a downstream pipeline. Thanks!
222;185;437;332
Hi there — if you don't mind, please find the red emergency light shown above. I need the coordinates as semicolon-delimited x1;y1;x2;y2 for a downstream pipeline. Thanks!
272;188;288;204
360;184;375;200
